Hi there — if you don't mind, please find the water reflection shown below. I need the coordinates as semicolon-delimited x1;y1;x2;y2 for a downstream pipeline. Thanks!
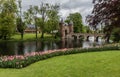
0;37;104;56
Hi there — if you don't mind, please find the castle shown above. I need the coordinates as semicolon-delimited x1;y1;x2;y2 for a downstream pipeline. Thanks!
59;19;74;39
59;19;104;41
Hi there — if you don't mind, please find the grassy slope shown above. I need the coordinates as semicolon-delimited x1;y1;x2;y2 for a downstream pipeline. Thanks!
0;50;120;77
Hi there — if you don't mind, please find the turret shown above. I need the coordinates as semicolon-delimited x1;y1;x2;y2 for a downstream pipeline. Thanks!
69;20;73;26
59;18;65;39
59;18;64;26
68;20;73;33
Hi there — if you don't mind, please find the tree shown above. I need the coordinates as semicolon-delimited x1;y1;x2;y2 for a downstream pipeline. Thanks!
17;0;25;39
47;4;60;38
82;26;93;33
39;3;50;38
66;12;84;33
16;17;25;39
0;0;17;40
24;3;60;39
112;28;120;42
24;5;39;39
86;0;120;42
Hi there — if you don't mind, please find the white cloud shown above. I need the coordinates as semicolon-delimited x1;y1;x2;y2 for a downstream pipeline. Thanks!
20;0;93;25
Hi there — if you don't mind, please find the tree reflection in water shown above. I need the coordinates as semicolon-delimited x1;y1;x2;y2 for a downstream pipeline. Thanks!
0;37;104;56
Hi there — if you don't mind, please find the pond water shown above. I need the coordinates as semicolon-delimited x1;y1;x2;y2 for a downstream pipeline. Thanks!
0;37;104;56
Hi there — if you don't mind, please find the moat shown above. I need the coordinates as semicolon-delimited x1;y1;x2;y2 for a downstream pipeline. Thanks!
0;37;104;56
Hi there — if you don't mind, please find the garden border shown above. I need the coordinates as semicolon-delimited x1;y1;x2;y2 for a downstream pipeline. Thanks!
0;43;119;69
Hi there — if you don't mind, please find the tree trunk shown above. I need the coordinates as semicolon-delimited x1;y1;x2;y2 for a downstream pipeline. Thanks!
36;31;38;39
21;32;24;40
105;34;111;43
41;32;44;38
54;33;57;39
4;36;7;40
36;27;37;39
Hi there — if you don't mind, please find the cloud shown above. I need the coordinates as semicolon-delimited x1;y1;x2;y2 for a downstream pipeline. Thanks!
60;0;93;24
61;0;92;9
21;0;93;25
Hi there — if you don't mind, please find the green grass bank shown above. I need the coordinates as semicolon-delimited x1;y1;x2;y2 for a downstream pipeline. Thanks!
0;33;60;42
0;50;120;77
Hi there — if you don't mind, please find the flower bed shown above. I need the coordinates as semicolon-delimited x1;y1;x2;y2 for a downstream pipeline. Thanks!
0;43;119;69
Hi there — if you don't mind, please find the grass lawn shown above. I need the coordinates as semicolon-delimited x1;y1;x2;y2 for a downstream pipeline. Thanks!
0;33;60;42
0;50;120;77
11;33;52;41
0;33;53;42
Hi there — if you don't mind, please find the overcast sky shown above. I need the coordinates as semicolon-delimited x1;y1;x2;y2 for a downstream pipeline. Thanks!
21;0;93;25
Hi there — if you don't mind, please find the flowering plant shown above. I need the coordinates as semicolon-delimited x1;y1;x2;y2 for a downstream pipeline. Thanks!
0;44;119;69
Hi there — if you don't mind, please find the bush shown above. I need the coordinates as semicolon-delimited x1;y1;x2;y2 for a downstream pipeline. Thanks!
112;28;120;42
0;43;119;69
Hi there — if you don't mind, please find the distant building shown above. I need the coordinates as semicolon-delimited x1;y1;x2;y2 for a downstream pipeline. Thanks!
24;24;40;33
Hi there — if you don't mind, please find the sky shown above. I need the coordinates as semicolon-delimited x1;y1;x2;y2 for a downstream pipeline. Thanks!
21;0;93;25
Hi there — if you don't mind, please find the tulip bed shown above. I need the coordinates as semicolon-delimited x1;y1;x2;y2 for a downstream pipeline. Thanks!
0;44;119;69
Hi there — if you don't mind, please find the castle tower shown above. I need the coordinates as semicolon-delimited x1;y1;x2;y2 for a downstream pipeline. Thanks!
59;19;74;39
68;20;73;34
59;18;65;39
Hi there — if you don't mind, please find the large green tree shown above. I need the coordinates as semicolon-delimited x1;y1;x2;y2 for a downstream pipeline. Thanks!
0;0;17;40
39;3;50;38
47;4;60;38
24;3;60;39
66;12;84;33
86;0;120;42
16;0;25;39
24;5;39;39
24;3;49;39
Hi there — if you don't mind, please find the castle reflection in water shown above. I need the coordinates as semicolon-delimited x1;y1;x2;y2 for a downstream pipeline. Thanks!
0;37;104;56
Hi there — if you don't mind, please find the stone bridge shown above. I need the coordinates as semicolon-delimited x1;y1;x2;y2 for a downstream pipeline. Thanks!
59;19;104;41
65;33;104;41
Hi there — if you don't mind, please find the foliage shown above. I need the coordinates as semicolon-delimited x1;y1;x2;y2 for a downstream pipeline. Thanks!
66;12;84;33
24;3;60;39
36;3;50;38
112;28;120;42
86;0;120;42
24;5;39;39
0;0;17;40
16;17;25;39
16;0;25;39
0;44;119;68
82;26;93;33
46;4;60;38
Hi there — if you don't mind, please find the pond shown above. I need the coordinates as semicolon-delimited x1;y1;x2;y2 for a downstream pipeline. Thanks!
0;37;104;56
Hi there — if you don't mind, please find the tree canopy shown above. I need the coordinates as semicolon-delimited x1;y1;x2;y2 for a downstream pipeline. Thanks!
17;0;25;39
86;0;120;42
66;12;84;33
24;3;60;38
0;0;17;40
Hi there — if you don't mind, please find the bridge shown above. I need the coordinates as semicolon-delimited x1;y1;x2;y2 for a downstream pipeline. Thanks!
64;33;104;41
59;20;104;41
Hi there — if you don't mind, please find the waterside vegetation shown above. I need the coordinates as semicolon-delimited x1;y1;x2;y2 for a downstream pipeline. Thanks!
0;44;119;69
